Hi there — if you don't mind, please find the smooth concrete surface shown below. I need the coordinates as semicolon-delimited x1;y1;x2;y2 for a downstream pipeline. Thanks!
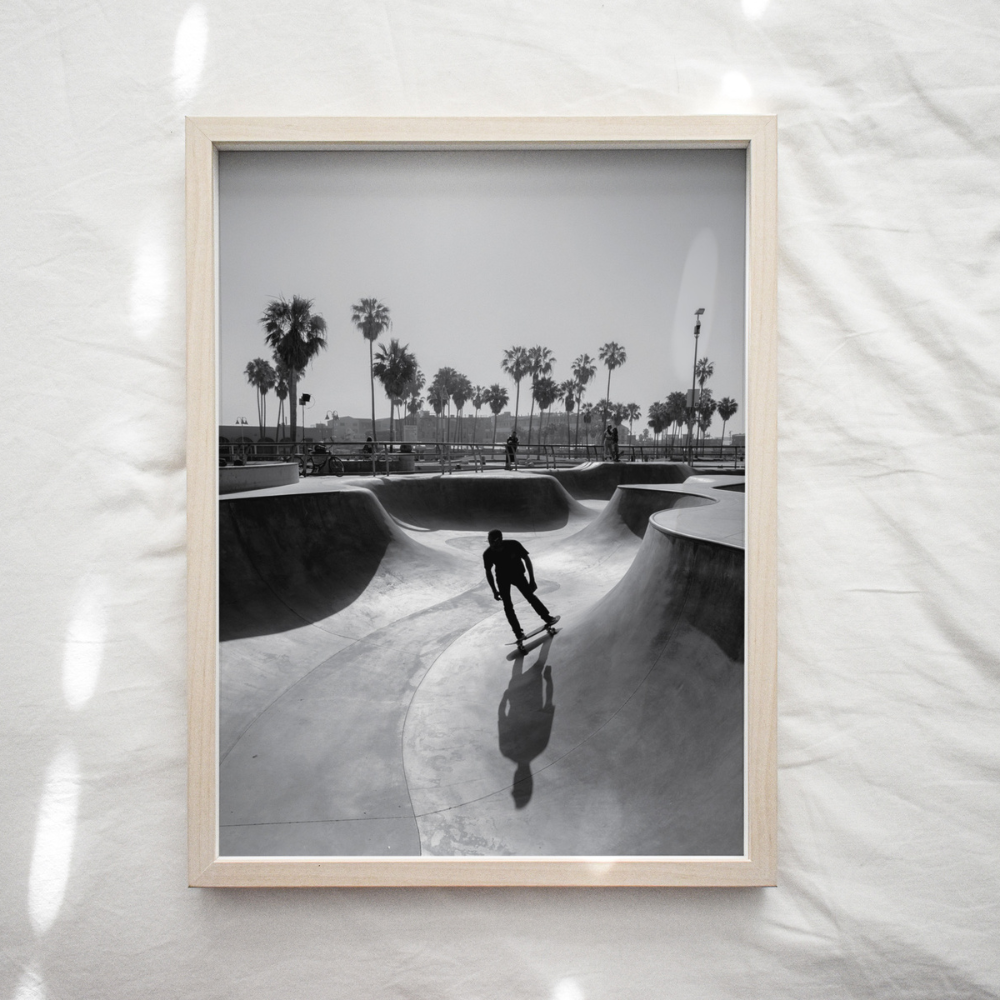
529;460;694;499
219;475;745;856
219;461;298;494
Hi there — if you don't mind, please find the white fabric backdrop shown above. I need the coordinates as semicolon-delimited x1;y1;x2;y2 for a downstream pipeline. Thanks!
3;2;998;997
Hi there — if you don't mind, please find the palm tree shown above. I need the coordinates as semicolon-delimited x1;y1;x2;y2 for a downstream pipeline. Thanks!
372;338;418;446
470;385;486;444
595;399;612;427
647;401;667;454
666;391;688;451
426;382;450;443
559;379;577;451
598;342;627;429
407;393;423;427
403;368;426;430
625;402;641;446
451;374;473;443
500;346;530;435
484;383;509;452
533;376;560;448
261;296;328;445
571;353;597;449
695;388;716;455
429;367;460;441
351;298;392;446
695;357;715;391
580;402;594;446
717;397;738;445
524;345;555;451
244;358;276;441
273;366;289;439
697;399;718;455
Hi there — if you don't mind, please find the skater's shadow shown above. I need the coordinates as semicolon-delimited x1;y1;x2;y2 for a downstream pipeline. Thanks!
497;638;555;809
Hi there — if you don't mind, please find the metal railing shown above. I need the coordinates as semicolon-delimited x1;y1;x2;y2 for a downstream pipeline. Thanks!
218;437;744;476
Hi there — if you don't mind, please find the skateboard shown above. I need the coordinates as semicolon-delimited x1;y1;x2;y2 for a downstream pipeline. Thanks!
505;616;561;653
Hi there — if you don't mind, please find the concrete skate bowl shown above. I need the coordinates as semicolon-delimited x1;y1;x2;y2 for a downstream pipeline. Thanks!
406;493;746;856
571;484;716;548
542;516;744;854
219;488;458;640
351;472;590;531
685;474;745;494
534;461;693;500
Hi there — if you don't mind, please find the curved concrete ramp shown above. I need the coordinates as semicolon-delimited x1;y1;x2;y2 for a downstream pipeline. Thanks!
534;461;692;500
218;475;746;856
572;484;714;545
351;471;590;531
405;504;744;856
219;488;461;641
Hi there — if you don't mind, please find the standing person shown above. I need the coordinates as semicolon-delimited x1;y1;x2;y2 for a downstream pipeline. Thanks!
611;423;620;462
505;430;519;471
602;424;614;461
484;529;559;650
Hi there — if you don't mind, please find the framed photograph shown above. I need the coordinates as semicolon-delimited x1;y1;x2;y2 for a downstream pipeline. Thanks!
187;116;776;887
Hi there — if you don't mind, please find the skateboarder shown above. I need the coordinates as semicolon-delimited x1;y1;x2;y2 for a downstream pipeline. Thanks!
602;424;614;461
504;431;519;471
484;529;558;648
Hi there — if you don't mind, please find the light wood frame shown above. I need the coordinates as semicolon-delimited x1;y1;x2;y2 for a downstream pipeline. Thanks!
187;116;777;888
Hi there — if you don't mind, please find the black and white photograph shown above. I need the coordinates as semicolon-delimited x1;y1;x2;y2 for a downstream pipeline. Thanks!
216;147;748;858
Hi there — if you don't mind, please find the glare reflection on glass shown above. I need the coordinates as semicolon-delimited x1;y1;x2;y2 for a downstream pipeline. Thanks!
27;746;80;935
672;227;718;377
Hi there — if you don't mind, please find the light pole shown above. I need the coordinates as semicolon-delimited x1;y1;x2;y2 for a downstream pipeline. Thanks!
687;308;704;463
299;393;311;446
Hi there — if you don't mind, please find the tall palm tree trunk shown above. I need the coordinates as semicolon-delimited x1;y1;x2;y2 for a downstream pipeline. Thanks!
513;382;521;434
367;340;377;474
368;340;377;443
289;372;298;446
604;370;612;425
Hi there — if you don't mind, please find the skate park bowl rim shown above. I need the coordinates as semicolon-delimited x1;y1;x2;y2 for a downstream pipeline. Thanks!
641;483;745;550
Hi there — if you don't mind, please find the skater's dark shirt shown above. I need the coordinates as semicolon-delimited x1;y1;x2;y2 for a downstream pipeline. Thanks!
483;539;530;583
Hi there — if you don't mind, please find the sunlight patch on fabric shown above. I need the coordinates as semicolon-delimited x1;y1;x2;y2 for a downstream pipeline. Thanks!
28;746;80;935
173;5;208;102
62;577;108;710
130;236;169;342
10;964;45;1000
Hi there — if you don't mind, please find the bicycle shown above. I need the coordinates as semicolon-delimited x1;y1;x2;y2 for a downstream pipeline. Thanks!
299;450;345;477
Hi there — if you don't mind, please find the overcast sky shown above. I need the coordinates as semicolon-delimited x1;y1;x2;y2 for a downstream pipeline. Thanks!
219;148;746;433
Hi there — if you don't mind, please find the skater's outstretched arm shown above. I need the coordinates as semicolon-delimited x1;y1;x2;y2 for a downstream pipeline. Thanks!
522;554;537;592
485;564;501;601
